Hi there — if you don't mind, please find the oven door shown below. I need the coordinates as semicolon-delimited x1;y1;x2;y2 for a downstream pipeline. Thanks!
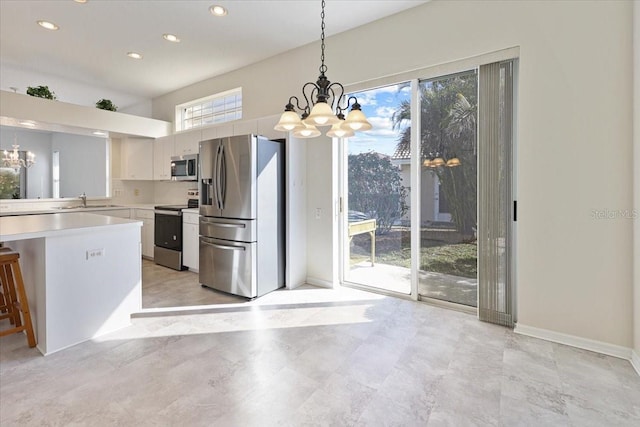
154;210;183;251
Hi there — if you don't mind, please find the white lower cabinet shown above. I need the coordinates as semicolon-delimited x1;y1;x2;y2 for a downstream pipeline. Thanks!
92;208;131;218
134;209;155;259
183;211;199;271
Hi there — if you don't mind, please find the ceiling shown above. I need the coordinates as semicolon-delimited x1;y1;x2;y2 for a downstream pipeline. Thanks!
0;0;429;105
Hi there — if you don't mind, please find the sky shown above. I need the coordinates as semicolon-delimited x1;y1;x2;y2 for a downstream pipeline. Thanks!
346;83;411;156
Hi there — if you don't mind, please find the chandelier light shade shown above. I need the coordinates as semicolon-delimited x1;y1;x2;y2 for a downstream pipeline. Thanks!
446;157;461;167
2;134;35;171
423;153;460;169
292;122;321;139
274;0;372;139
273;109;304;132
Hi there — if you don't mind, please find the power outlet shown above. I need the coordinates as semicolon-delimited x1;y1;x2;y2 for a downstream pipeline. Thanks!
315;208;322;219
86;248;105;260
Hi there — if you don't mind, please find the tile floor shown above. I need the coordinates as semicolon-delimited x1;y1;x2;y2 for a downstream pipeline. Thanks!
1;278;639;425
141;260;245;309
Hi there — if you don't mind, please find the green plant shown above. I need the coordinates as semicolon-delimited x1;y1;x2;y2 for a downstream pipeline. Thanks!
348;152;408;234
26;85;56;100
95;99;117;112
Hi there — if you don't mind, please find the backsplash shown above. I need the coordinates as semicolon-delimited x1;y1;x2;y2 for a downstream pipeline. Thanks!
153;181;196;205
1;180;197;213
111;180;154;205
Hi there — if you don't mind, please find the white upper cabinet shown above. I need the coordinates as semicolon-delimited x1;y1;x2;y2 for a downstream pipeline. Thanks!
174;129;201;156
257;115;283;140
202;123;233;140
121;137;153;180
233;120;258;136
153;135;174;180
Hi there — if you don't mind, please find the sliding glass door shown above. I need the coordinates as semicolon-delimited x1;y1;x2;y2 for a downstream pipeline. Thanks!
416;71;478;307
342;83;412;295
341;60;515;324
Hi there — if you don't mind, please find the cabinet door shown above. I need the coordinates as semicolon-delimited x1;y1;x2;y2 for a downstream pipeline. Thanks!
154;135;174;180
257;115;283;140
175;129;201;156
141;218;155;258
122;138;153;180
233;120;258;136
182;221;199;271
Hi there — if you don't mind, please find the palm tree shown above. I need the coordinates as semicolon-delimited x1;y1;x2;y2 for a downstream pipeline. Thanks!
392;74;478;236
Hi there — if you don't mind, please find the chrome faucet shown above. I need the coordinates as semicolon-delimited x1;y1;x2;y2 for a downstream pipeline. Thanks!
79;192;87;208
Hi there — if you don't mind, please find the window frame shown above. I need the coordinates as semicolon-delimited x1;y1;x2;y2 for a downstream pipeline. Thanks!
175;87;242;132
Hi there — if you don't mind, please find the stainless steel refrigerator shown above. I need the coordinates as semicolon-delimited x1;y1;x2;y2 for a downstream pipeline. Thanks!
199;134;284;298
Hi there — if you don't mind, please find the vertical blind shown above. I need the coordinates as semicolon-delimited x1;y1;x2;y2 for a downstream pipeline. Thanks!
478;60;514;327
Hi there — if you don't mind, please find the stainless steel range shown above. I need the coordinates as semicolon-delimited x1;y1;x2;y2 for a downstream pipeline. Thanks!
154;204;188;271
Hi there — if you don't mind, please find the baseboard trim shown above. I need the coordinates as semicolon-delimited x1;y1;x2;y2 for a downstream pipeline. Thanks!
305;276;335;289
514;323;632;361
632;350;640;376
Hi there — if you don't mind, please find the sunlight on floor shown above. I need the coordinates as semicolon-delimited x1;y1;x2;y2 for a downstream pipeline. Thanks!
94;286;387;342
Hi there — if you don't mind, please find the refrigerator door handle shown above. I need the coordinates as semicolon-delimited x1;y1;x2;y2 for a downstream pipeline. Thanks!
213;145;222;209
219;144;227;210
201;238;246;251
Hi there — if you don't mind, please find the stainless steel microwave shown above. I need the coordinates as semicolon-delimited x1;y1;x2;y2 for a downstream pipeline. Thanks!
171;154;198;181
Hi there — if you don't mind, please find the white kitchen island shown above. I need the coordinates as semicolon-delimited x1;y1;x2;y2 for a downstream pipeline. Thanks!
0;213;142;355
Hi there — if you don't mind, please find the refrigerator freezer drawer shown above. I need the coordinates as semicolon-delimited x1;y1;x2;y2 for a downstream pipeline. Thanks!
199;236;256;298
200;217;256;242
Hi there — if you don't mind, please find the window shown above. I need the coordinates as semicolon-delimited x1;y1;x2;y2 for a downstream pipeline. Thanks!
175;88;242;131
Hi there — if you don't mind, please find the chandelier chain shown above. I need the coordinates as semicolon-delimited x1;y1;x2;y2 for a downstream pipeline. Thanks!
319;0;326;74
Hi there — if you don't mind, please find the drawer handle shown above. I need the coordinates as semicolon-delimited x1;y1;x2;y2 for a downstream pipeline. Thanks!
201;240;245;251
201;221;245;229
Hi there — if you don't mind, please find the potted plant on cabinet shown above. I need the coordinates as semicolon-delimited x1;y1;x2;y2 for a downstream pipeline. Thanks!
95;99;117;111
26;85;56;100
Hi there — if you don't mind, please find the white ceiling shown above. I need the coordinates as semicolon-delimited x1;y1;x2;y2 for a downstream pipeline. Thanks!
0;0;428;104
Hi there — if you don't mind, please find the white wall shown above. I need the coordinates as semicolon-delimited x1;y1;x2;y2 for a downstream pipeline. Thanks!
286;136;308;289
51;133;108;198
152;1;635;350
633;1;640;365
0;64;151;115
304;135;339;287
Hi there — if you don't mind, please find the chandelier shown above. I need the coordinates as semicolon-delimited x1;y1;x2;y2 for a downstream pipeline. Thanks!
2;134;35;171
274;0;372;139
423;153;461;168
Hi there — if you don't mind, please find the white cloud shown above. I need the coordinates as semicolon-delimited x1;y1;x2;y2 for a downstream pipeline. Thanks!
375;106;396;118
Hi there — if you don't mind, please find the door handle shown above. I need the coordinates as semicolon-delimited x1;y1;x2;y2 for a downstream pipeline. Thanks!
201;239;245;251
219;144;227;209
200;220;246;228
215;144;224;210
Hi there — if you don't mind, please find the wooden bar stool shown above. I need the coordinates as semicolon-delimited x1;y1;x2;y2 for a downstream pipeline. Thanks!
0;248;36;347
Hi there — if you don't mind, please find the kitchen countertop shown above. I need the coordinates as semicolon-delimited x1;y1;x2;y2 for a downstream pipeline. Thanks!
0;204;158;217
0;212;141;241
182;208;199;214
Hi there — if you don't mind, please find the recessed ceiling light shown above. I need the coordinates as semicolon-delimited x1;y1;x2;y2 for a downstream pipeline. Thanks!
209;5;227;17
93;131;107;136
163;33;180;43
127;52;143;60
37;20;59;31
74;0;88;3
20;121;36;127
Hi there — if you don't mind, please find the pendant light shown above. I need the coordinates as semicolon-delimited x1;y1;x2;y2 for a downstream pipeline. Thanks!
274;0;371;138
2;134;35;171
